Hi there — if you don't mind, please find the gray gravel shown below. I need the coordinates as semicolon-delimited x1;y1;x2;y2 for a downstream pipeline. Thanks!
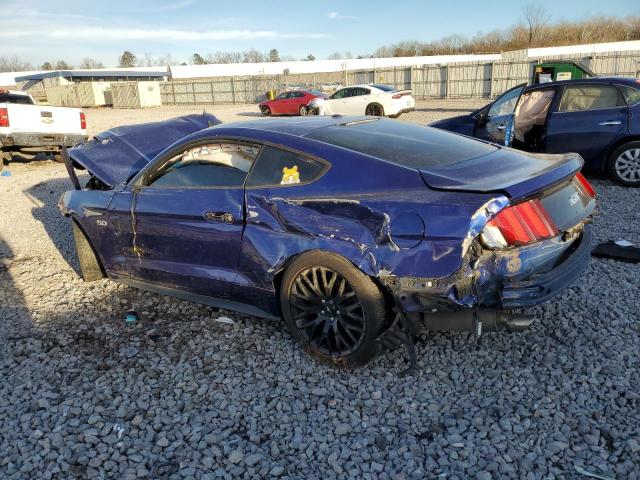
1;104;639;479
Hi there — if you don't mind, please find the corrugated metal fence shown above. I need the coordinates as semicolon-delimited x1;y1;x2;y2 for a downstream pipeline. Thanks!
158;50;640;105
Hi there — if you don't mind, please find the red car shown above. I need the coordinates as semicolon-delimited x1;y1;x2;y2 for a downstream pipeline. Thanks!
259;90;326;116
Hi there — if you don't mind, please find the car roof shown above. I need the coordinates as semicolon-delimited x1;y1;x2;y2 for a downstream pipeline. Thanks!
203;115;371;137
526;76;640;90
346;84;383;91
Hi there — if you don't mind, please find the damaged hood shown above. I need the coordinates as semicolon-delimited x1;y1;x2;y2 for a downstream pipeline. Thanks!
67;113;221;187
419;148;583;199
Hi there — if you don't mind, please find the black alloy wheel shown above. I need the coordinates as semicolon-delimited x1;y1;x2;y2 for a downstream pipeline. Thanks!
280;251;387;367
365;103;383;116
289;266;365;357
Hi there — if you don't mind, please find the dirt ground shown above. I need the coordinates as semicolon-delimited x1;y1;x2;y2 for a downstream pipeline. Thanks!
83;99;489;137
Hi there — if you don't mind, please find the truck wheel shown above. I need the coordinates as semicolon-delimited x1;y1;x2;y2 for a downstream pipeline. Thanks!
72;221;105;282
280;251;388;368
608;141;640;187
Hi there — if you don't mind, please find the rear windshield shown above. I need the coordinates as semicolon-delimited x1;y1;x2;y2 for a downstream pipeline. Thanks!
370;84;396;92
0;94;34;105
306;119;497;168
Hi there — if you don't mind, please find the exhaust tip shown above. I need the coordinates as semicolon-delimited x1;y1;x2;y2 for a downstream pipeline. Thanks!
500;313;535;333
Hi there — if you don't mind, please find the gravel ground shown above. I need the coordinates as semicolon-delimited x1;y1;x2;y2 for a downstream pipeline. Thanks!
0;101;639;479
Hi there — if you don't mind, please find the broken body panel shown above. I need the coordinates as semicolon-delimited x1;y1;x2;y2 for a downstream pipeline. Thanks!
60;115;594;332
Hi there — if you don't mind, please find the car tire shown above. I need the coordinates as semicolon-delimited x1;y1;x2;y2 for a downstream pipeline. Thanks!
280;251;388;368
299;105;309;116
1;150;10;171
72;221;105;282
608;141;640;187
53;152;65;163
365;103;384;116
261;106;271;116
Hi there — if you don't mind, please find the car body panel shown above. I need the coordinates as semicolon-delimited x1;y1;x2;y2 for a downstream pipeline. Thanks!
60;115;592;322
313;85;416;117
259;90;325;115
431;77;640;172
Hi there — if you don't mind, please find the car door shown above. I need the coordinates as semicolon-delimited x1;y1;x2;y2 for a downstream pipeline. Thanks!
235;145;329;307
325;88;350;115
109;140;259;297
475;83;526;146
272;92;291;114
349;87;371;115
544;83;629;166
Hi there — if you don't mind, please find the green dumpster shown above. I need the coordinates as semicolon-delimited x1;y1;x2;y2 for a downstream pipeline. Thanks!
532;60;596;84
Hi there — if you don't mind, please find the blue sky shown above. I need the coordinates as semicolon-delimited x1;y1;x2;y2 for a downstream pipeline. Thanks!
1;0;638;66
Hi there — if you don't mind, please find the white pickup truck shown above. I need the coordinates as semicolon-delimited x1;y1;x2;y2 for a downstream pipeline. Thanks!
0;88;87;171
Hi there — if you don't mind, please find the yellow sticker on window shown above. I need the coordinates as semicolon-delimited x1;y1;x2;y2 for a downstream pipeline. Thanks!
281;165;300;184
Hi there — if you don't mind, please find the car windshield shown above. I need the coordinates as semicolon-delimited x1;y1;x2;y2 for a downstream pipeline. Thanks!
370;84;397;92
307;119;497;168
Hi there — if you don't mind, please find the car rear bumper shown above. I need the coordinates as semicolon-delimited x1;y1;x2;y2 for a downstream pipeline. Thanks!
382;223;592;317
0;132;86;149
488;224;592;308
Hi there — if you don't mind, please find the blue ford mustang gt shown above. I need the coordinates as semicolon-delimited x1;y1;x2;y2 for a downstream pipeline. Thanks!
430;77;640;187
59;114;596;367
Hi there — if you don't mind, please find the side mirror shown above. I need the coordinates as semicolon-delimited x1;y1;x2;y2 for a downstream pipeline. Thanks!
475;110;488;126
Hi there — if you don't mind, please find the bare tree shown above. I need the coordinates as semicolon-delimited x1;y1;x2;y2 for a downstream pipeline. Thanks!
139;52;155;67
205;52;242;64
243;49;265;63
0;56;33;72
327;52;343;60
80;57;104;69
523;3;551;47
155;54;177;66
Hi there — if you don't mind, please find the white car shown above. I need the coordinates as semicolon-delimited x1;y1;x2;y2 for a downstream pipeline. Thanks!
309;84;415;118
0;88;87;170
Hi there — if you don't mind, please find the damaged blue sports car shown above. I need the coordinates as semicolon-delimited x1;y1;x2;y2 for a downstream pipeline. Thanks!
59;113;596;368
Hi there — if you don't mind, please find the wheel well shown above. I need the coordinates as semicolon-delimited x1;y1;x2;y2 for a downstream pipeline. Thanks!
603;136;640;170
72;217;107;277
366;102;384;114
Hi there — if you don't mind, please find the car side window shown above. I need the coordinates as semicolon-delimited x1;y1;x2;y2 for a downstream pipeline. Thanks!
620;85;640;106
247;146;326;187
276;92;289;100
331;89;347;99
148;143;260;188
352;87;369;96
488;86;524;118
558;85;626;112
291;92;305;98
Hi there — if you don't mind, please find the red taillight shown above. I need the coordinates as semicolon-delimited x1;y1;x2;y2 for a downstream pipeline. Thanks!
0;108;9;127
80;112;86;130
575;172;596;198
482;199;558;247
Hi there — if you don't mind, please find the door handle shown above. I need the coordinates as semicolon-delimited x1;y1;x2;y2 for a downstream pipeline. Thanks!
598;121;622;126
204;212;234;223
496;124;506;131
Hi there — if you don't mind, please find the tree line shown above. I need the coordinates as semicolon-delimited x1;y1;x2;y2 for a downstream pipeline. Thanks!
373;7;640;57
